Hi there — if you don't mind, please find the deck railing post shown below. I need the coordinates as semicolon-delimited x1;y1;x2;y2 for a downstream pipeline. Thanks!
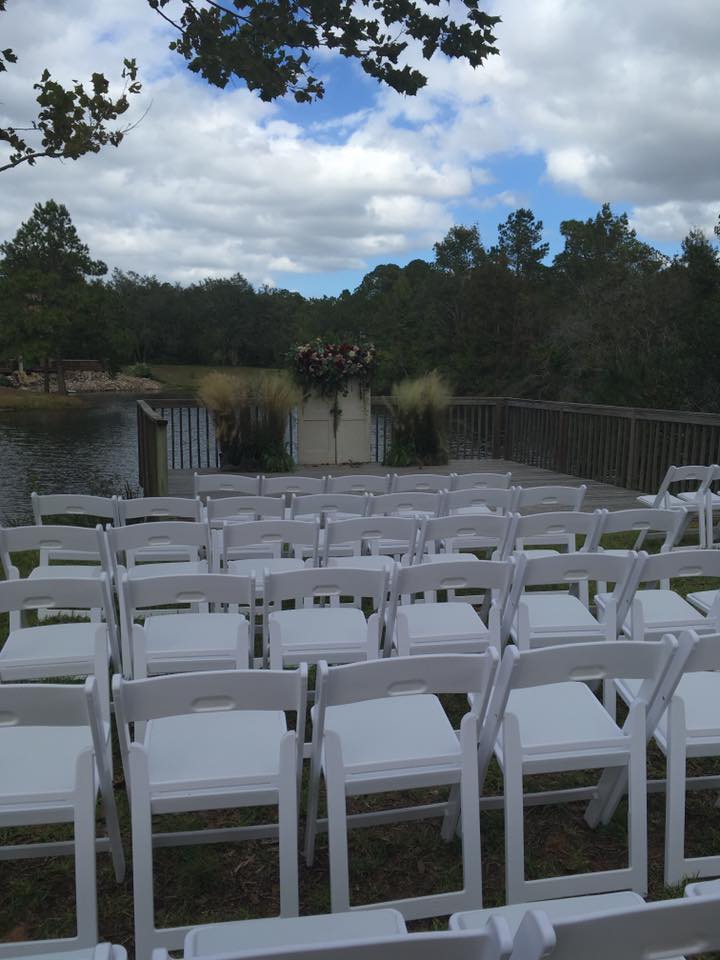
626;414;638;489
492;399;506;459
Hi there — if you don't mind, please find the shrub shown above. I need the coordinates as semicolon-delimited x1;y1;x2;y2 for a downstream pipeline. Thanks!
125;363;154;379
198;370;300;472
384;371;451;467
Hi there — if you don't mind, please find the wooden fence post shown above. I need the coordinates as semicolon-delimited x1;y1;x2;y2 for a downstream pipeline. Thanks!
492;399;505;459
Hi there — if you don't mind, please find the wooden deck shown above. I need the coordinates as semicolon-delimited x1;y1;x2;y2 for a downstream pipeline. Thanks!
169;458;644;510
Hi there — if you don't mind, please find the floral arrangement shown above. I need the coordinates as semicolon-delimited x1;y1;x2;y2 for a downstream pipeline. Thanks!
290;338;376;399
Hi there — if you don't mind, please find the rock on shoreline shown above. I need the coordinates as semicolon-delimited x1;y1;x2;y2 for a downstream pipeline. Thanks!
12;370;162;394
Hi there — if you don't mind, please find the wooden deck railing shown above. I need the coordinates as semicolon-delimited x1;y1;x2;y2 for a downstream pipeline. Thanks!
136;400;168;496
138;395;720;494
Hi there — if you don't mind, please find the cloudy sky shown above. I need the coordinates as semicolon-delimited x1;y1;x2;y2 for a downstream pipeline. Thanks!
1;0;719;295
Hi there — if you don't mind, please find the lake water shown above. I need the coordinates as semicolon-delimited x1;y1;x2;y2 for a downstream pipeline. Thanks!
0;394;141;524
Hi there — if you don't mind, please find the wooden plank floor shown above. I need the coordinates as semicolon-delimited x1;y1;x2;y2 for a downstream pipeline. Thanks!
169;458;644;510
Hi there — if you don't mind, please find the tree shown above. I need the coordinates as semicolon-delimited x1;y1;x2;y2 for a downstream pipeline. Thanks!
0;2;142;173
0;200;108;392
494;208;549;275
433;224;485;277
149;0;499;102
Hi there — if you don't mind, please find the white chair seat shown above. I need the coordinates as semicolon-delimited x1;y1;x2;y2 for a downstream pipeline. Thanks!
396;602;486;644
498;682;622;757
227;558;303;590
420;552;480;563
145;711;287;802
620;673;720;746
0;725;97;804
184;909;407;958
519;593;600;630
28;565;103;580
623;589;706;631
326;555;395;572
637;493;698;509
16;950;124;960
0;622;103;676
322;694;461;781
685;878;720;896
269;608;367;660
687;589;718;614
127;560;208;580
143;613;247;662
450;891;644;933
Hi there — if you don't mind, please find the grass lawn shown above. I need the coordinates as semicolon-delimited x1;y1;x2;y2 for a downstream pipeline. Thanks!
1;530;719;956
0;387;81;411
148;365;274;396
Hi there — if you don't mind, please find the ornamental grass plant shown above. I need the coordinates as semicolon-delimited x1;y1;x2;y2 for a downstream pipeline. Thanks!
385;371;451;466
198;369;300;471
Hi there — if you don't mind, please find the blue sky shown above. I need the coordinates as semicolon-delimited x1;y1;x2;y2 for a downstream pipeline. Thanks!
1;0;718;296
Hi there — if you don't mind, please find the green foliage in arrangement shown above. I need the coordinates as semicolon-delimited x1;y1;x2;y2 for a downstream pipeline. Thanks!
289;338;376;399
198;369;300;472
385;371;451;466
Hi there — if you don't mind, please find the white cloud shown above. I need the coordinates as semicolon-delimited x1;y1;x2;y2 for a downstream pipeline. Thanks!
1;0;719;289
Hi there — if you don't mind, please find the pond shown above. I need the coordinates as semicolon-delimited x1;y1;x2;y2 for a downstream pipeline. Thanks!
0;394;142;524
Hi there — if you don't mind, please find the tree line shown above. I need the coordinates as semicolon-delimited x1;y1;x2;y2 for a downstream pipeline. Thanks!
1;199;719;410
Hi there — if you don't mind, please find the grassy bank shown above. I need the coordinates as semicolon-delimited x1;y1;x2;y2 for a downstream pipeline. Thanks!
149;365;274;395
0;387;81;411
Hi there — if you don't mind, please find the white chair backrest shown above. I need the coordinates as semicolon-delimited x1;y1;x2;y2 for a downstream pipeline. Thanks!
634;547;720;588
510;892;720;960
117;497;202;524
417;514;514;562
590;507;686;552
393;558;514;602
290;493;369;520
179;919;512;960
207;496;285;525
220;518;319;564
451;472;512;491
0;524;106;577
512;510;602;547
262;476;326;497
326;474;391;495
514;485;586;512
445;488;516;515
391;473;451;494
31;492;118;525
264;566;387;610
193;473;261;498
105;521;210;572
323;517;418;562
369;491;443;517
0;675;101;728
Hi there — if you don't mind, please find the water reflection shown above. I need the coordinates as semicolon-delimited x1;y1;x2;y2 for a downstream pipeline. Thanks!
0;395;140;524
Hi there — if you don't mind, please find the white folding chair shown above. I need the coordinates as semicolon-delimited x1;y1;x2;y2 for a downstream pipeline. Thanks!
0;677;125;958
619;549;720;641
513;485;586;513
511;510;602;557
31;492;119;531
385;559;514;657
105;521;210;581
0;575;120;678
588;507;686;554
114;667;308;960
594;628;720;885
194;473;262;499
206;496;285;529
506;891;720;960
475;637;679;903
391;473;451;494
445;488;516;517
325;474;391;495
323;517;418;571
637;464;713;547
0;524;112;630
503;553;635;650
451;472;512;491
117;497;203;524
265;566;387;668
218;519;319;590
155;914;512;960
304;653;498;919
415;514;515;563
118;572;254;678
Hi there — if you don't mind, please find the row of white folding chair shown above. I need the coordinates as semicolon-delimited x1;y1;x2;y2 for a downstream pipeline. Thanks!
637;462;720;547
155;886;720;960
